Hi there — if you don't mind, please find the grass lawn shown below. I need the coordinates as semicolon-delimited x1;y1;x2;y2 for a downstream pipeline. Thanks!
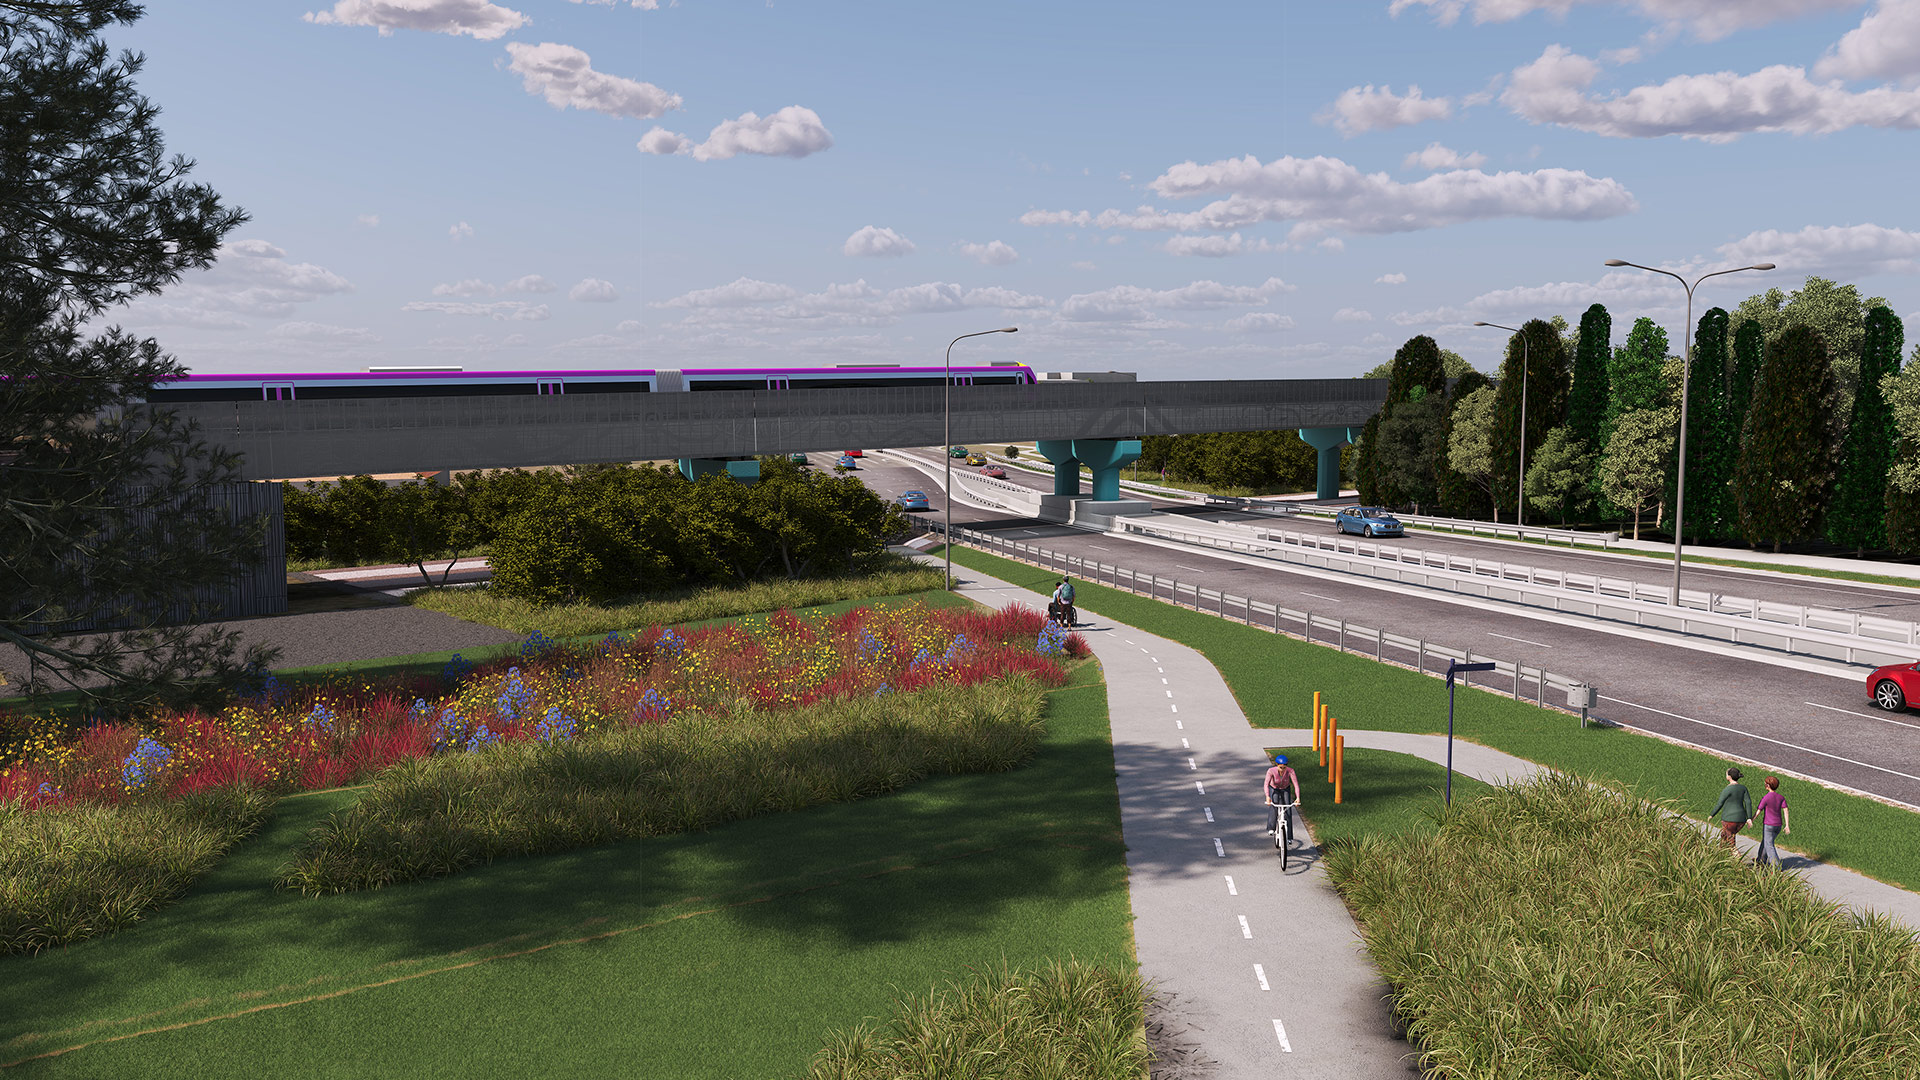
1262;745;1494;851
944;543;1920;893
0;636;1131;1078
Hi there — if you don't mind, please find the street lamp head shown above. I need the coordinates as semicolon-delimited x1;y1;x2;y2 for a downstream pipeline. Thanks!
1751;263;1776;271
1603;259;1628;267
999;326;1019;333
1472;321;1493;327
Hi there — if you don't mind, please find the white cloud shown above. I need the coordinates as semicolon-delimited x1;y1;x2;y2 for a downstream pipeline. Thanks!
658;277;802;308
637;127;693;155
1026;154;1636;238
1071;260;1099;270
1388;269;1681;328
1318;237;1346;252
431;274;553;296
1377;272;1408;284
1403;142;1488;170
449;221;474;241
271;321;381;343
1817;1;1920;81
691;106;834;161
504;42;681;119
1334;307;1374;322
570;0;661;7
843;226;917;257
355;213;380;228
1716;223;1920;274
402;300;551;320
125;238;353;328
1505;44;1920;140
1059;278;1293;322
1163;232;1280;257
1388;0;1854;41
1322;84;1451;135
303;0;527;39
1224;312;1296;333
569;277;620;302
506;274;555;293
615;319;643;332
960;240;1020;265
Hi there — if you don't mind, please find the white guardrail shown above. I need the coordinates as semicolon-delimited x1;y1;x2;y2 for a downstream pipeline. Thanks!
1209;496;1621;549
915;519;1595;712
1116;514;1914;668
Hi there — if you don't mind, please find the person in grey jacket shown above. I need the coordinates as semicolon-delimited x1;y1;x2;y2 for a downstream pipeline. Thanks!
1710;766;1754;849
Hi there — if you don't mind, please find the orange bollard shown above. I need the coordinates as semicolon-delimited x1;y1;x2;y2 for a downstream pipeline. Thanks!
1325;716;1338;782
1312;691;1322;753
1334;734;1346;804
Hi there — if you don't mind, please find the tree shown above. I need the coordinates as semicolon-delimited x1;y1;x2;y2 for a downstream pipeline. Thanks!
1829;306;1904;554
1360;349;1475;380
1525;427;1592;525
1384;335;1448;406
1883;346;1920;554
1446;385;1501;521
1607;317;1669;423
1732;276;1886;410
1354;412;1383;504
1666;307;1733;543
1;1;272;711
1729;319;1765;460
1435;370;1492;517
1598;410;1673;540
1567;304;1612;450
1489;319;1570;521
1735;325;1841;552
1374;390;1444;512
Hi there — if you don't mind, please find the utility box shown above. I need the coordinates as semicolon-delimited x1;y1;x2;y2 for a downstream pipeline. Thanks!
1568;684;1597;709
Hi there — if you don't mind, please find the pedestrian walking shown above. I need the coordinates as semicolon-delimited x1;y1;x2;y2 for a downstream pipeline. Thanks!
1756;775;1792;868
1710;766;1754;850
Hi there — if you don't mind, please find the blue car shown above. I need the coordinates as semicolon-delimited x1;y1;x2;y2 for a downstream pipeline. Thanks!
837;454;857;469
896;490;930;511
1335;506;1403;538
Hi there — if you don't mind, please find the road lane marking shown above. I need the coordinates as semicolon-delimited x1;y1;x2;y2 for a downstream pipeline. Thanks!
1176;565;1212;573
1204;806;1214;822
1613;705;1920;784
1807;700;1920;732
1176;719;1183;728
1166;690;1174;698
1172;704;1179;713
1254;964;1270;991
1213;838;1225;857
1299;591;1342;603
1273;1019;1292;1052
1162;677;1169;684
1195;781;1205;794
1182;738;1190;748
1225;875;1237;895
1187;757;1197;771
1151;657;1159;663
1600;695;1696;723
1238;915;1252;938
1488;631;1555;648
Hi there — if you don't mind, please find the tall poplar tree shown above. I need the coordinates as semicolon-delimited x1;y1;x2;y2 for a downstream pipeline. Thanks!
1729;319;1766;456
1828;306;1904;554
1567;303;1613;449
1735;325;1841;552
1665;307;1732;542
1435;369;1491;517
1385;334;1448;406
1489;319;1570;521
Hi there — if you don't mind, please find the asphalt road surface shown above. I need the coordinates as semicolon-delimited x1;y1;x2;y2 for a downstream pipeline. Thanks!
848;449;1920;810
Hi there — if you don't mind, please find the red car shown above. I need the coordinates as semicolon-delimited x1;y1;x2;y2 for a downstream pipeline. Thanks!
1868;661;1920;711
980;465;1006;479
843;449;864;457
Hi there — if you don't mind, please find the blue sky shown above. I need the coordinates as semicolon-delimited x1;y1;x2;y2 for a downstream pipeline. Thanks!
102;0;1920;378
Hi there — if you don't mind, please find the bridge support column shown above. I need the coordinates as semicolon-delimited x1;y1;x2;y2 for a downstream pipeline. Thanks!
1297;427;1357;500
1033;440;1082;496
677;457;760;483
1073;438;1141;501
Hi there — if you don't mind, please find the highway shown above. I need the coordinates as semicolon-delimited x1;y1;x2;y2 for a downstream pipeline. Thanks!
850;449;1920;810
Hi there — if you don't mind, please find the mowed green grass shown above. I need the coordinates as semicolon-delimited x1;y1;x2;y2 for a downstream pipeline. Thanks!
945;543;1920;892
1263;745;1494;851
0;658;1130;1079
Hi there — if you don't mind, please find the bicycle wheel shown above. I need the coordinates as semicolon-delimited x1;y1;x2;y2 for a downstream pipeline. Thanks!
1278;809;1291;870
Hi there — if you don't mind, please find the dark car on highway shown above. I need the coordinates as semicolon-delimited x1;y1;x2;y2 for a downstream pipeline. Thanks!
1335;506;1404;538
1867;660;1920;710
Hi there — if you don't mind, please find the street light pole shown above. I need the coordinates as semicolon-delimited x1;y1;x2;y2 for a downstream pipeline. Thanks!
1474;321;1530;527
944;327;1018;590
1603;259;1774;606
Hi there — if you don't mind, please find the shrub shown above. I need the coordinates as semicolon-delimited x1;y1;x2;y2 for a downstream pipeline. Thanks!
1326;772;1920;1079
1;786;273;954
807;959;1151;1080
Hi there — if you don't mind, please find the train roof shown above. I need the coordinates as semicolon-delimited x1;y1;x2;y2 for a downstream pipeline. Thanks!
159;364;1032;382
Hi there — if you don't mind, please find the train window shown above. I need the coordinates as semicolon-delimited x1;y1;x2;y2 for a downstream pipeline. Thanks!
538;380;565;395
262;383;296;401
766;377;790;390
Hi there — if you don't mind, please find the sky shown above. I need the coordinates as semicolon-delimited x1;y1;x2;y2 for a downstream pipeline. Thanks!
93;0;1920;378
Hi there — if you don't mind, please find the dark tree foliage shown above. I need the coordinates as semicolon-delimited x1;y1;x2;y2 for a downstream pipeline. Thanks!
1488;319;1570;521
1374;392;1444;512
1385;335;1448;406
1135;431;1318;492
1735;325;1841;552
2;0;273;711
1664;308;1733;542
1436;370;1492;517
1567;303;1612;450
1831;306;1904;554
1354;412;1383;505
1729;319;1765;452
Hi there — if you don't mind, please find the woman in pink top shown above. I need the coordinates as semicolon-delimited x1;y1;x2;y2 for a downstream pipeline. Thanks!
1756;776;1791;868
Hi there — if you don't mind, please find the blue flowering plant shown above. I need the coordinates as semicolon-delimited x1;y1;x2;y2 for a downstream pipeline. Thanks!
120;737;174;795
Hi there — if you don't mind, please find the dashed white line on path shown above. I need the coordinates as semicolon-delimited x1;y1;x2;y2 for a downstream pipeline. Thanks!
1176;719;1183;728
1299;592;1342;603
1162;677;1169;684
1182;738;1190;748
1238;915;1252;938
1176;565;1212;574
1273;1019;1293;1052
1204;806;1214;822
1187;758;1197;771
1488;631;1554;648
1213;838;1226;857
1807;700;1920;732
1225;875;1237;895
1172;704;1180;713
1195;781;1206;794
1166;690;1174;698
1253;964;1270;991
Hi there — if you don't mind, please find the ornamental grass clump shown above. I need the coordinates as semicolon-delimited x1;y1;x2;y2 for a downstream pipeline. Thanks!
807;959;1152;1080
1325;771;1920;1080
277;675;1049;894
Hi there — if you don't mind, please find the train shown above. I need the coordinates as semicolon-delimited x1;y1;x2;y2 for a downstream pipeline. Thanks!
143;364;1038;403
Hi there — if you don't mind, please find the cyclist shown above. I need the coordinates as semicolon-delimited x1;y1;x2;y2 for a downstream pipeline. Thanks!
1264;754;1300;837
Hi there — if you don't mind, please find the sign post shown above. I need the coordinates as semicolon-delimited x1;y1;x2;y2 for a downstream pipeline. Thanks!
1445;659;1498;806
